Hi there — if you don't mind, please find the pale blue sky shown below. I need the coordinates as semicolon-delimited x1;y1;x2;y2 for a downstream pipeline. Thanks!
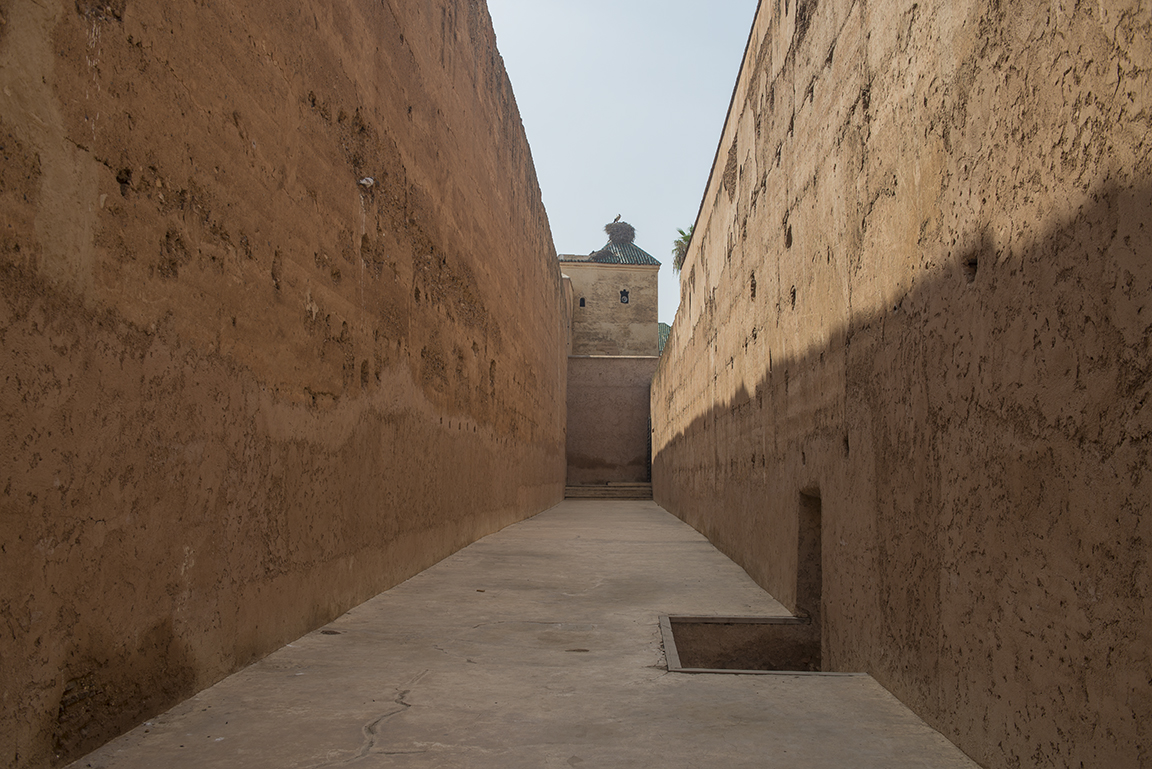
486;0;760;325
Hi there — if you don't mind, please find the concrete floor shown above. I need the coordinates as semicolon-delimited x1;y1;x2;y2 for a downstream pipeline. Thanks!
69;501;978;768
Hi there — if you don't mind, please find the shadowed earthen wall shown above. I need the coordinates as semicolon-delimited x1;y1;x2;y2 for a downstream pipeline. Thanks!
653;0;1150;767
566;356;657;485
0;1;567;766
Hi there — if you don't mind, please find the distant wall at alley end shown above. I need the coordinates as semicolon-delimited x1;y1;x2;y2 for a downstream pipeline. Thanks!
653;0;1150;767
567;356;657;484
0;1;567;766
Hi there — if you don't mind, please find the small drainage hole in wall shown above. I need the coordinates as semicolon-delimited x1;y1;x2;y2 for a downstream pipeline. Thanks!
962;256;978;283
662;617;820;673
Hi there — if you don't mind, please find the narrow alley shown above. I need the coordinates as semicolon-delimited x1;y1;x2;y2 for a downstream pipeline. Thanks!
69;502;977;769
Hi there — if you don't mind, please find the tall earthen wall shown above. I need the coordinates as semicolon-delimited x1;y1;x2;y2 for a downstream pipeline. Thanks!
566;356;657;485
0;1;567;766
653;0;1150;766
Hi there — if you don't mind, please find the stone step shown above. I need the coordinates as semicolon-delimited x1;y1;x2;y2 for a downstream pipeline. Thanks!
565;483;653;500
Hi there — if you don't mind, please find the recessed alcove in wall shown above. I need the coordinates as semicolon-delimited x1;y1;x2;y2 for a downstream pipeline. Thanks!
797;490;823;641
660;492;834;675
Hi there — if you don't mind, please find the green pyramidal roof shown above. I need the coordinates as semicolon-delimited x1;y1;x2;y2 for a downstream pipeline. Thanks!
558;241;661;267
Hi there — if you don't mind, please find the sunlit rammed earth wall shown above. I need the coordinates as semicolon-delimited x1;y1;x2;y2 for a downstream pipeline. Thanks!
0;1;566;766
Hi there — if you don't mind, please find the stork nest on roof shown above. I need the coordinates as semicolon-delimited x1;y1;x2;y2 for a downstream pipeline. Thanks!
604;221;636;244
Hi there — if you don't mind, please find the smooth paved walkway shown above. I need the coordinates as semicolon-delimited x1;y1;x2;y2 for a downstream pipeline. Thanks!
70;501;978;768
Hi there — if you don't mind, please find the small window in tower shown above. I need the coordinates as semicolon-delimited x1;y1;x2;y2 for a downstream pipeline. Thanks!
579;297;585;307
620;289;629;304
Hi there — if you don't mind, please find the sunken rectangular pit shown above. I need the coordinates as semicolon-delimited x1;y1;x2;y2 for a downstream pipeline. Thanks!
660;616;835;674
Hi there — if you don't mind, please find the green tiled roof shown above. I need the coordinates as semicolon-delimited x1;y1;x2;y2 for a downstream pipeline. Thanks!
594;240;661;266
558;241;661;267
658;322;671;354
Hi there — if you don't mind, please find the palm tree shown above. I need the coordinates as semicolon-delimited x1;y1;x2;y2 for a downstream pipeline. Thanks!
671;225;694;272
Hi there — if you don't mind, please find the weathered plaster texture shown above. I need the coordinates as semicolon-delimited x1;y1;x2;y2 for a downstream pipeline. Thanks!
0;1;566;766
567;356;657;485
563;262;659;356
653;0;1151;767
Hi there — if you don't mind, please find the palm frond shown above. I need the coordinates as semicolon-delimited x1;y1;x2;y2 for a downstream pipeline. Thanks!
671;224;694;272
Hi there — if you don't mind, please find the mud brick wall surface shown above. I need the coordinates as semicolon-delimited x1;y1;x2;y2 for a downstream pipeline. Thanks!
566;356;657;485
0;1;567;766
652;0;1151;766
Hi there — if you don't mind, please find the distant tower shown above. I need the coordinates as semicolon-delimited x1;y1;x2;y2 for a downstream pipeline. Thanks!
558;218;659;356
557;219;662;488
